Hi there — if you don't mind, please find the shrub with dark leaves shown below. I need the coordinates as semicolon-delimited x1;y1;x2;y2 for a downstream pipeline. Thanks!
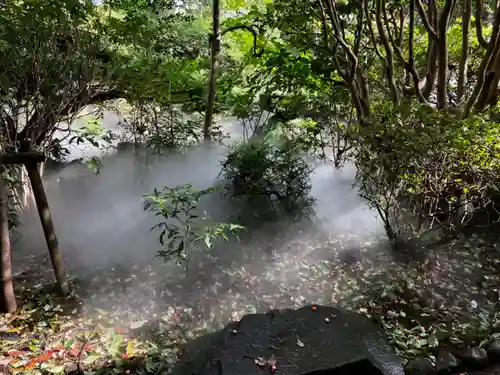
219;129;315;221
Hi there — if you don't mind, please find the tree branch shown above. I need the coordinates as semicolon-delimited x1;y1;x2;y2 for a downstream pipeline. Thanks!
475;0;489;49
415;0;439;40
376;0;400;104
221;24;260;55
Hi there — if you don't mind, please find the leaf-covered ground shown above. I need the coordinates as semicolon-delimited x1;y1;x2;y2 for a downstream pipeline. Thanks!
2;224;500;375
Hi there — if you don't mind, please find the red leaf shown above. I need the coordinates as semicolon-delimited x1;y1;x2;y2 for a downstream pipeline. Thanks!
7;350;25;358
37;353;52;362
0;358;11;368
24;359;38;370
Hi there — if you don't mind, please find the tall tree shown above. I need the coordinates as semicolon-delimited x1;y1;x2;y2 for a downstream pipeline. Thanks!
204;0;221;139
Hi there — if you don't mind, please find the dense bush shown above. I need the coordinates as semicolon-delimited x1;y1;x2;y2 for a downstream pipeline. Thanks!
219;126;315;221
354;101;500;247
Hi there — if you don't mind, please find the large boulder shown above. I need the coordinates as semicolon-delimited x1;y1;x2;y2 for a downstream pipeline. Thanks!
172;305;404;375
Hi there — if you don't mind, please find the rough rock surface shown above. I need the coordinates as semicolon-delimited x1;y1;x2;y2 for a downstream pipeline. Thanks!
461;347;490;370
172;305;404;375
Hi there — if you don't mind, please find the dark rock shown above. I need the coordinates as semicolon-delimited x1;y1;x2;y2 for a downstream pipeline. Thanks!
173;305;404;375
404;358;436;375
435;350;459;374
488;340;500;363
459;347;489;369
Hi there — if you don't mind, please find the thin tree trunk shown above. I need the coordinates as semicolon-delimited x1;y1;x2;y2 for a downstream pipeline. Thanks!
458;0;472;102
203;0;221;140
420;0;438;99
26;163;69;296
0;179;16;313
436;0;457;109
465;5;500;115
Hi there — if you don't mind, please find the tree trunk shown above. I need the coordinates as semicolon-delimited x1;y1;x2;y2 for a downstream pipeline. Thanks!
458;0;472;102
436;0;457;109
0;180;16;313
26;163;69;296
203;0;221;140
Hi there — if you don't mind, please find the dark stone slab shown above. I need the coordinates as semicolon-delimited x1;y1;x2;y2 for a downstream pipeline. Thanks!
404;358;436;375
488;341;500;363
435;350;459;374
460;347;490;370
173;305;404;375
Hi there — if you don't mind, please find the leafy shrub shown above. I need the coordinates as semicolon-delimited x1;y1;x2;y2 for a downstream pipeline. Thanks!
219;127;315;221
353;101;500;247
118;103;228;153
143;183;244;271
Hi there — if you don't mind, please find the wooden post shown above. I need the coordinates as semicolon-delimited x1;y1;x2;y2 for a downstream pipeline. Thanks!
0;179;16;313
0;152;69;297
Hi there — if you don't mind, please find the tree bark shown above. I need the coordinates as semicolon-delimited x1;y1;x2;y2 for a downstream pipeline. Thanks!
458;0;472;102
465;5;500;115
418;0;439;99
203;0;221;140
376;0;400;105
436;0;457;109
0;179;16;313
26;162;69;296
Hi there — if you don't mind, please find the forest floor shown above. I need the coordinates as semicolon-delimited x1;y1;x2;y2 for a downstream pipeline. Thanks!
1;227;500;375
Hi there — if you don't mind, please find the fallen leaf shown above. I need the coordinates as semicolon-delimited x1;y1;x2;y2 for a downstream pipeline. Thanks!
82;353;101;366
7;350;25;358
254;357;266;366
0;358;12;368
296;336;304;348
41;362;65;374
37;353;52;362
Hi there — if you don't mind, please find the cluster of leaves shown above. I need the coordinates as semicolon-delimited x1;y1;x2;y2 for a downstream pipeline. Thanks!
143;183;245;271
0;285;167;375
354;101;500;246
335;236;500;362
219;125;316;222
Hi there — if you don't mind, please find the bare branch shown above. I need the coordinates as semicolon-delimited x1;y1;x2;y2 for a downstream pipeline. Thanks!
415;0;439;40
376;0;400;104
475;0;489;49
221;24;260;55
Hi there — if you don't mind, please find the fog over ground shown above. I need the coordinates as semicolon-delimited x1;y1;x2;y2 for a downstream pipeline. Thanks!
11;113;386;328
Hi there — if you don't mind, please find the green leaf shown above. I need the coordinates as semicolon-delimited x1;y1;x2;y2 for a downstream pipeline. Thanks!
145;357;156;372
41;363;65;374
204;233;212;248
82;353;102;365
